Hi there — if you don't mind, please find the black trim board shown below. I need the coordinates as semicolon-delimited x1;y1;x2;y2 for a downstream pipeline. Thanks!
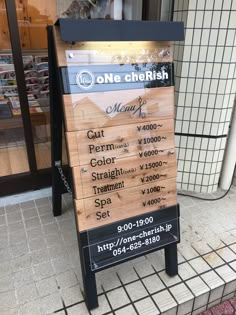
55;19;184;42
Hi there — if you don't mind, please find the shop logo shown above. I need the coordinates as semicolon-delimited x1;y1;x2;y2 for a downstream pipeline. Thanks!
76;70;95;90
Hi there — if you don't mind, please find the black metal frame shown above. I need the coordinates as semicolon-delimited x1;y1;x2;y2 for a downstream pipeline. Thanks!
56;18;184;42
49;19;184;310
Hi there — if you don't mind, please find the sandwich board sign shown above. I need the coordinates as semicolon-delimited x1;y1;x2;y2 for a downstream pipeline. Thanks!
49;19;184;309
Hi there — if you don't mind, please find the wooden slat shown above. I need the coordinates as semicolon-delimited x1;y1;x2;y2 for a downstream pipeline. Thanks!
73;149;177;199
63;86;174;132
53;26;173;67
75;178;177;231
66;119;175;167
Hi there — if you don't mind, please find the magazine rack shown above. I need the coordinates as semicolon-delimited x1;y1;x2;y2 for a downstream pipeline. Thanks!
48;19;184;310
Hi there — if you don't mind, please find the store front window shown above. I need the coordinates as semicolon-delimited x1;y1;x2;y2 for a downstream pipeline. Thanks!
0;0;30;176
0;0;164;195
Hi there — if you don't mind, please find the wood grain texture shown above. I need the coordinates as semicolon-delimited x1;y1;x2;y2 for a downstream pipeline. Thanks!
75;178;177;231
73;149;177;199
53;26;177;233
63;87;174;132
53;26;173;67
66;119;175;167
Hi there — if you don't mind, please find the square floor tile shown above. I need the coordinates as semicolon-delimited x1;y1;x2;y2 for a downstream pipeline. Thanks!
56;270;78;290
48;244;67;260
170;283;194;304
61;285;84;306
208;297;222;309
178;244;199;260
40;292;63;314
133;258;155;278
90;294;111;315
30;248;50;265
207;237;225;250
158;271;182;287
202;252;225;268
200;270;224;290
0;207;5;215
16;283;38;305
0;215;6;226
45;233;63;248
52;256;73;274
125;280;148;301
9;231;26;246
96;269;121;292
115;304;137;315
177;300;194;315
116;262;138;284
0;260;12;276
223;280;236;296
36;276;58;297
0;290;17;312
18;299;41;315
153;290;177;313
37;204;52;216
24;217;41;230
26;227;43;241
161;307;177;315
43;222;60;236
0;248;11;262
0;274;14;293
186;276;210;309
13;267;34;288
11;254;31;272
5;204;20;213
219;232;236;245
29;237;47;252
20;200;35;210
208;286;225;304
191;241;212;255
135;297;160;315
8;222;24;234
7;211;22;224
215;264;236;283
67;303;89;315
178;262;197;280
22;209;37;222
189;257;211;274
107;287;130;309
192;306;207;315
9;242;29;258
142;274;165;294
216;247;236;263
35;197;50;207
146;251;165;272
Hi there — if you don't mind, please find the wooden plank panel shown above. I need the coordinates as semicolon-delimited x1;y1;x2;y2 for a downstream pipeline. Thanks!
53;26;173;67
75;178;177;231
73;149;177;199
63;86;174;132
66;119;175;167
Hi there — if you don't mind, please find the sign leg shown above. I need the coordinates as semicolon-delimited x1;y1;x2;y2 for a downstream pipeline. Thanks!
48;25;63;217
81;246;98;310
165;242;178;276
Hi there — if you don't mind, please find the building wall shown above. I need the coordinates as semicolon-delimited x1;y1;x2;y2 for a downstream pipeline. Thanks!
173;0;236;193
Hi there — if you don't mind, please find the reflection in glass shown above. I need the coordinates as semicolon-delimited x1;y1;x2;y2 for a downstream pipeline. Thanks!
0;1;29;176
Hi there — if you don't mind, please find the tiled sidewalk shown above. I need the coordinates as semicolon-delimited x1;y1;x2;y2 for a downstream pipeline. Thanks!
0;186;236;314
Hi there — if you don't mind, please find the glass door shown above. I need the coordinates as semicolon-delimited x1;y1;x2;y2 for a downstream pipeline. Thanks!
0;0;30;177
